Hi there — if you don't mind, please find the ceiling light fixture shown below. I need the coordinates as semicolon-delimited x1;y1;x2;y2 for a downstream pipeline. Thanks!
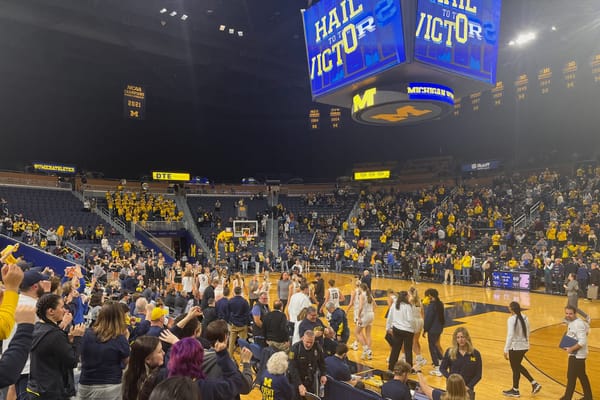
170;11;177;17
219;25;226;31
509;31;536;47
159;8;167;14
237;31;244;37
228;28;234;34
181;14;188;21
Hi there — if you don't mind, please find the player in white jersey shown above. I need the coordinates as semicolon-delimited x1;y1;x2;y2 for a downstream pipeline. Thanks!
345;278;362;351
320;279;342;316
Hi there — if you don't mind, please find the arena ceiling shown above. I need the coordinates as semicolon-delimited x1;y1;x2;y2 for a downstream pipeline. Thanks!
0;0;599;181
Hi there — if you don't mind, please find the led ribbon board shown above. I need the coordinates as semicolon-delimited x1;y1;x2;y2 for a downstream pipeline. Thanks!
351;83;454;125
354;170;391;180
407;82;454;105
414;0;501;84
303;0;406;99
152;172;191;181
33;162;76;174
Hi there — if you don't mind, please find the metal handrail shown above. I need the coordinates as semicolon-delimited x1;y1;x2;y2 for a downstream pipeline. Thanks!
308;231;317;250
514;214;526;229
136;221;187;231
133;223;176;258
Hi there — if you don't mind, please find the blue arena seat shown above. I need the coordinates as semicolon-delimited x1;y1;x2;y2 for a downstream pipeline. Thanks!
324;375;382;400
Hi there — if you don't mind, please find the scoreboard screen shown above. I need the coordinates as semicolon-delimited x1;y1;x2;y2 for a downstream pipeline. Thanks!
492;271;531;290
414;0;501;84
303;0;407;99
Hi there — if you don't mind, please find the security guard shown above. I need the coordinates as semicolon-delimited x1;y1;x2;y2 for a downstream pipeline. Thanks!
288;330;327;398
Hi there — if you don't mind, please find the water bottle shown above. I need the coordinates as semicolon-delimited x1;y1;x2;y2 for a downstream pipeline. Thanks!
319;383;325;398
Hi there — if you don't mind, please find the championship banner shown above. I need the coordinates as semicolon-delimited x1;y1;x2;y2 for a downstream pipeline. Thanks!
309;108;321;130
124;84;146;120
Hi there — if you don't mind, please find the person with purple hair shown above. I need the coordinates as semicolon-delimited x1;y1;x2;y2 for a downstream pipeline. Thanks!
167;337;243;400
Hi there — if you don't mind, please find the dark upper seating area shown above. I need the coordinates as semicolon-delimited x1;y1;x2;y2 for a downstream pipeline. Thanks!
0;185;124;255
0;186;107;230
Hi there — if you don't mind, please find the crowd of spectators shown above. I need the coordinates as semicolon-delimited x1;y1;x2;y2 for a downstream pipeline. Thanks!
3;163;600;400
106;191;183;224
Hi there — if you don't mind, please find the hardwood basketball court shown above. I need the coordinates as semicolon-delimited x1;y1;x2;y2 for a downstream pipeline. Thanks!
241;271;599;400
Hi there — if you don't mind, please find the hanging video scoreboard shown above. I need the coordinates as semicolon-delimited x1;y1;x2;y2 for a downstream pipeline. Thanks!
302;0;407;99
414;0;501;85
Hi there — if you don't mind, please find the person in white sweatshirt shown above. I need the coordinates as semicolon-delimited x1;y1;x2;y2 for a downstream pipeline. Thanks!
502;301;542;397
386;290;415;372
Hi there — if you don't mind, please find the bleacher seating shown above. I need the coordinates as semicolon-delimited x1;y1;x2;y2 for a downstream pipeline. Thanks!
0;185;124;254
186;195;268;255
0;186;104;229
278;194;357;249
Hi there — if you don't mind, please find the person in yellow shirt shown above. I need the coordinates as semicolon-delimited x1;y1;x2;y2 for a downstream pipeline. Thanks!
460;251;472;284
342;221;348;237
0;264;24;339
448;213;455;225
492;231;501;252
453;256;462;283
507;257;519;269
351;249;359;272
446;224;455;242
546;225;557;246
380;233;387;246
557;228;568;245
122;240;132;256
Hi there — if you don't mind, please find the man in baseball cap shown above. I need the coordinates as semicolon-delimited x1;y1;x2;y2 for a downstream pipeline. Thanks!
20;271;50;295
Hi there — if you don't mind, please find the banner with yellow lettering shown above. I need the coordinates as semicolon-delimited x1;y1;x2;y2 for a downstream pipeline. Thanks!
124;84;146;120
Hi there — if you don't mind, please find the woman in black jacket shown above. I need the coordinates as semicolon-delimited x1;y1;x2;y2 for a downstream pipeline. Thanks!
27;294;86;400
423;288;445;375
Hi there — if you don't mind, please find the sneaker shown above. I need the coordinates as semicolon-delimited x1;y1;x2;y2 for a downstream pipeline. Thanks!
429;367;442;377
351;341;359;351
502;389;520;397
416;356;428;367
532;383;541;394
366;350;373;360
